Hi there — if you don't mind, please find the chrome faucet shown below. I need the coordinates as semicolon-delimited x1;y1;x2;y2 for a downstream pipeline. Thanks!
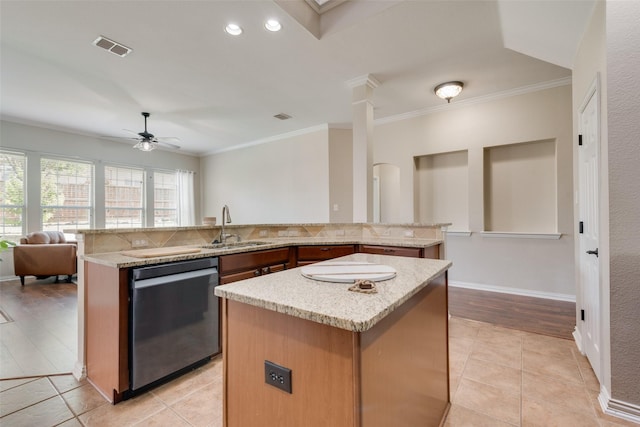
220;205;232;244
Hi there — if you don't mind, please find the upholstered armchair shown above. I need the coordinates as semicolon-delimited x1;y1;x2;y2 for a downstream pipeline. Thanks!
13;231;77;286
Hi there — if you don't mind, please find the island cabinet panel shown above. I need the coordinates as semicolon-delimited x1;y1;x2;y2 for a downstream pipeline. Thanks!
296;244;356;266
223;299;359;427
85;261;129;403
360;271;449;427
219;247;293;284
220;271;449;427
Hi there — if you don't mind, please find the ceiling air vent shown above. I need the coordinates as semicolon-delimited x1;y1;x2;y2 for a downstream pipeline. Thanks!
93;36;132;57
273;113;292;120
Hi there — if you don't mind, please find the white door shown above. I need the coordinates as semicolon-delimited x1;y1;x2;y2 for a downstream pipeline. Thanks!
578;78;601;381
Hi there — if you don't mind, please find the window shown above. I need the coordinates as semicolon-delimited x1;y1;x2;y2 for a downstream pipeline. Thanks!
41;157;93;232
154;171;178;227
0;151;26;241
105;166;145;228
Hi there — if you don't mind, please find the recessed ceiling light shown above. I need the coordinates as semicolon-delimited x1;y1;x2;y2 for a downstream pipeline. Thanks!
264;19;282;32
225;23;243;36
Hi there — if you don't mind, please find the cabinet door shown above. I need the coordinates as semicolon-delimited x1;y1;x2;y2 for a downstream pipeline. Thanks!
297;245;356;263
422;244;440;259
359;245;422;258
220;248;291;275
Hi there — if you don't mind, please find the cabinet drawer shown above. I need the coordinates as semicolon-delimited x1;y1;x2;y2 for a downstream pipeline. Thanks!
220;248;291;274
220;269;261;284
297;245;356;261
359;245;422;258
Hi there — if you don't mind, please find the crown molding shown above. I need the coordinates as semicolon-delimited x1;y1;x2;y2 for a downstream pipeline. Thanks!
347;74;380;89
206;124;330;156
375;77;572;125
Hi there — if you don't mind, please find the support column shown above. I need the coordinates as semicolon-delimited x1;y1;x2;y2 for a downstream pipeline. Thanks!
349;74;379;223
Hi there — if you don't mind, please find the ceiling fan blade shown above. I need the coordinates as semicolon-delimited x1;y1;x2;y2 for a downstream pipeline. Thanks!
155;140;181;150
156;136;181;143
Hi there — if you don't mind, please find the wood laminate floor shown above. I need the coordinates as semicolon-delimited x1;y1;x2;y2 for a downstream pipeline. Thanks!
448;286;576;340
0;277;77;379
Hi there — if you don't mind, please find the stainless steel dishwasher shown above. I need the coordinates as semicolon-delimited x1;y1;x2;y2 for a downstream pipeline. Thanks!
129;257;219;393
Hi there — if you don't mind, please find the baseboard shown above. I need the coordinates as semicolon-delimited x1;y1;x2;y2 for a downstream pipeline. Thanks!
572;327;584;354
598;385;640;424
73;361;87;381
449;280;576;302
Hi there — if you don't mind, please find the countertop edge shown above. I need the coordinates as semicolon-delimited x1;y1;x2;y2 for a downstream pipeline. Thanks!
215;254;452;333
82;237;444;268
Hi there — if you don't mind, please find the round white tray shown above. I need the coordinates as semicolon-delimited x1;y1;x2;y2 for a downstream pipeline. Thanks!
301;261;396;283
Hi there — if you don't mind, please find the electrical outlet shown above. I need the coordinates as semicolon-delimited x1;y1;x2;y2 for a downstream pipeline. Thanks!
131;239;148;247
259;229;268;237
264;360;292;394
404;230;414;238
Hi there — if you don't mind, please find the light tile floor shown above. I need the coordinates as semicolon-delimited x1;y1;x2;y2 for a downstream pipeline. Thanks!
1;318;636;426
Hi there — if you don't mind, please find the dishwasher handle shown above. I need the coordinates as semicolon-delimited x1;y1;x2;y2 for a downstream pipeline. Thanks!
133;267;218;290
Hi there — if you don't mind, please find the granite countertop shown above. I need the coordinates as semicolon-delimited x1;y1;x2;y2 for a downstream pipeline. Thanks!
82;237;443;268
214;253;451;333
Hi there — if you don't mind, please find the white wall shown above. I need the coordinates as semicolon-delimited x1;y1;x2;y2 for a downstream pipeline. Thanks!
374;86;575;298
484;139;557;233
328;128;353;223
200;128;331;224
415;150;469;231
605;0;640;409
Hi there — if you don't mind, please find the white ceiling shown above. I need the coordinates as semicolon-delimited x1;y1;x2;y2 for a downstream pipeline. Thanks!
0;0;594;156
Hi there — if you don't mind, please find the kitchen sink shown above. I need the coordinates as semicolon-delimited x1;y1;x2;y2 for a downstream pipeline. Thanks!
200;241;269;250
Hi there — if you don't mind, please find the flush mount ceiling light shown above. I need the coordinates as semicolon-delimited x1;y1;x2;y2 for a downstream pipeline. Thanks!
434;81;464;103
225;23;243;36
265;19;282;32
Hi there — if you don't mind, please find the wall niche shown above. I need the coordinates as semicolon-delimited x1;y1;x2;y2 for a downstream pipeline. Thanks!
414;150;469;231
483;139;557;233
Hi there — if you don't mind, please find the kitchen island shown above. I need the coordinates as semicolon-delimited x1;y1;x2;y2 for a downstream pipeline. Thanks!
215;253;452;427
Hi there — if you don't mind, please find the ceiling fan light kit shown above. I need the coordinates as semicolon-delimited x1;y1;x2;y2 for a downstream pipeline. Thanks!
434;81;464;103
133;139;157;152
123;112;181;152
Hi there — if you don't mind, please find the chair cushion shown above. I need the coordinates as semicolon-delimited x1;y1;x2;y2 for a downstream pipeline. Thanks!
24;231;67;244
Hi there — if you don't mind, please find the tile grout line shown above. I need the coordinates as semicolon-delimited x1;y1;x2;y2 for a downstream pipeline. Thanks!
46;376;80;426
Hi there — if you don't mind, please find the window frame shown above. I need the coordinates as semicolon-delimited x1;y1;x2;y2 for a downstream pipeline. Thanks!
39;155;94;233
0;150;27;241
104;164;147;229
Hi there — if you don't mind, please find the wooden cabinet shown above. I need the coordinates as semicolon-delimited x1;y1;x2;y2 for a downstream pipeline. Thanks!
358;244;422;258
296;245;356;266
222;271;449;426
422;244;440;260
359;244;440;259
85;261;129;403
219;247;293;284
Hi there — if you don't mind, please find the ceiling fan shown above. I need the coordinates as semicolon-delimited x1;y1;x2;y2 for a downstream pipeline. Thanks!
122;112;181;152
